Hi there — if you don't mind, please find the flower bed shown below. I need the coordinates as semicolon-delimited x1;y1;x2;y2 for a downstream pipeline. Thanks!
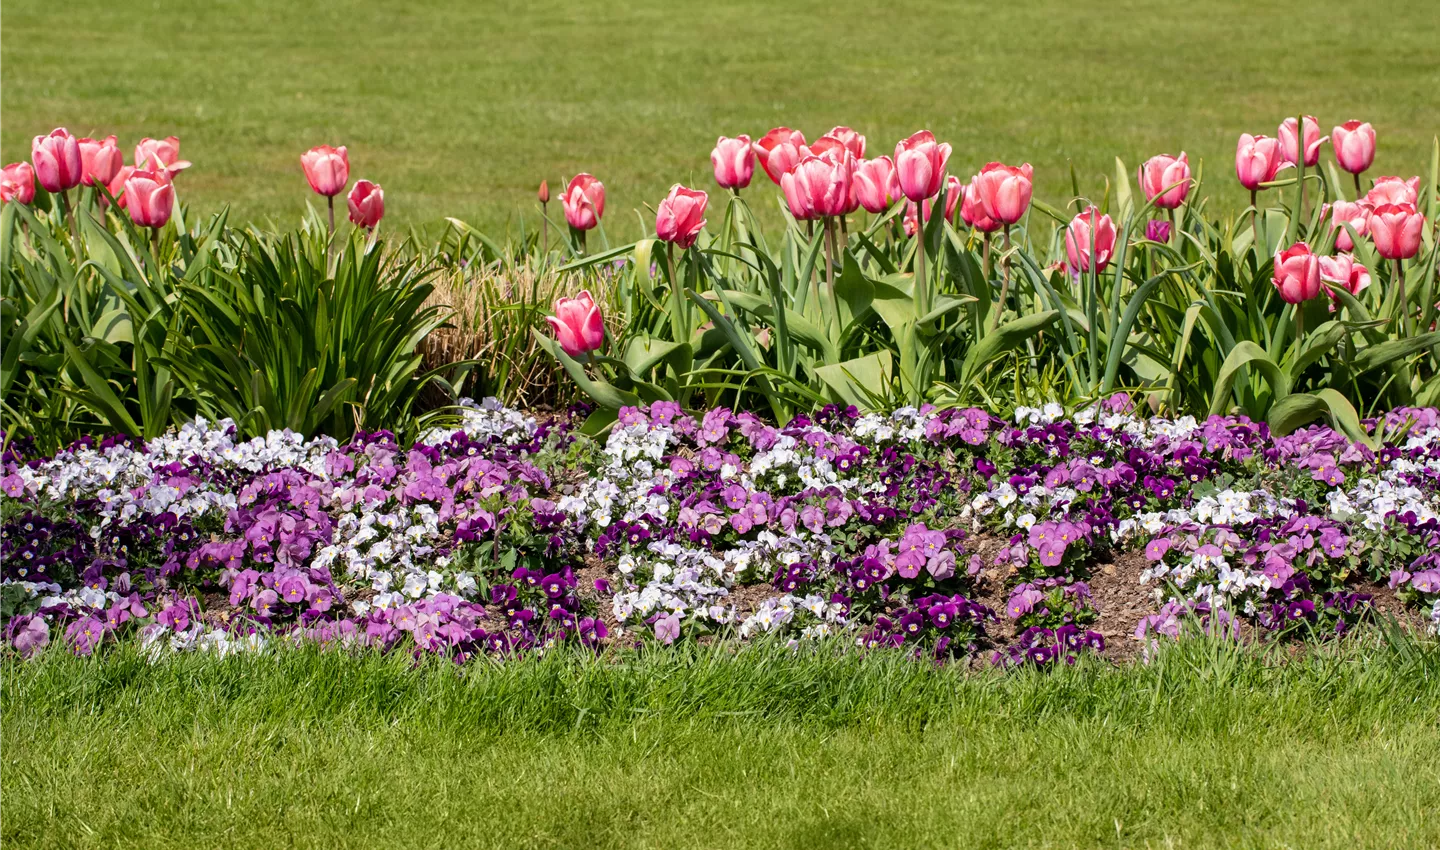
4;397;1439;665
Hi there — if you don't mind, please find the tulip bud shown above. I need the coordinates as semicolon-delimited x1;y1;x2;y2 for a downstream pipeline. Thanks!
1331;121;1375;175
300;145;349;197
1138;153;1191;209
77;136;123;188
546;290;605;357
0;162;35;205
1369;204;1425;260
31;128;84;193
1319;254;1371;300
852;157;899;214
1235;134;1288;191
1327;201;1372;252
973;162;1034;225
754;128;807;186
1145;219;1172;243
538;180;550;204
124;169;175;229
347;180;385;228
1278;116;1324;167
1065;207;1118;275
1272;242;1322;304
655;184;709;249
711;135;755;190
562;174;605;231
893;130;952;202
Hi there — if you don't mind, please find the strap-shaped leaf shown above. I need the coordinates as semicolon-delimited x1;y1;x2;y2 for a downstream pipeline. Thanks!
1206;341;1290;416
1267;389;1376;449
957;311;1059;388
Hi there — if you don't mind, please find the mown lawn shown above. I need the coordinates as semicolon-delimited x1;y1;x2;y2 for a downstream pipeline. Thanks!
3;0;1438;232
4;637;1438;849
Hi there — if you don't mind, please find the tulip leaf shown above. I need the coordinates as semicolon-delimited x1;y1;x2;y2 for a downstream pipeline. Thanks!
814;351;892;410
1207;341;1290;417
1267;389;1375;449
958;310;1059;388
532;330;639;410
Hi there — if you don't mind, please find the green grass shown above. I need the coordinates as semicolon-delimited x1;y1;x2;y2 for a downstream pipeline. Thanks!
3;0;1439;233
4;637;1439;849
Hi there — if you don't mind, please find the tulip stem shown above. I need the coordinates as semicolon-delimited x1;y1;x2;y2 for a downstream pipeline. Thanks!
1397;258;1412;337
1353;173;1363;200
540;200;549;259
1250;190;1260;257
1294;303;1303;343
982;237;992;289
823;217;839;336
62;190;82;260
150;226;160;261
914;217;928;320
990;226;1012;333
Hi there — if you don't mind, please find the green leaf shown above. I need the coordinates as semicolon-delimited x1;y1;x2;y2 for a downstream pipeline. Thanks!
958;311;1059;387
1207;341;1290;417
532;330;639;410
814;351;893;410
1267;389;1376;448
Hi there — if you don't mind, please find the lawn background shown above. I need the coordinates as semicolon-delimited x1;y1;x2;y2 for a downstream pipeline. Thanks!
3;0;1438;235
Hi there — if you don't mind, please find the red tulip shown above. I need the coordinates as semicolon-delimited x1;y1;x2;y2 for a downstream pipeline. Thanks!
77;136;123;187
1064;206;1118;275
711;135;755;190
1319;254;1371;299
1327;200;1372;252
973;162;1034;225
31;128;83;193
822;126;866;159
1272;242;1322;304
852;156;900;214
1235;134;1288;191
537;180;550;204
1369;204;1425;260
562;174;605;231
347;180;385;228
1138;152;1191;209
1331;121;1375;175
754;128;807;186
1366;176;1420;208
960;178;1001;233
782;155;851;221
546;290;605;357
103;165;135;209
134;136;191;176
655;184;709;249
893;131;952;202
124;169;175;229
1278;116;1325;167
300;145;349;197
0;162;35;204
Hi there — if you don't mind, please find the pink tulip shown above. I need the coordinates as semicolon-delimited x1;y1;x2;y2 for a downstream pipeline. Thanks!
124;169;175;229
754;128;807;185
1235;134;1288;191
0;162;35;204
1145;220;1172;242
1369;203;1425;260
1331;121;1375;174
852;156;900;214
655;184;709;249
134;136;191;176
1366;176;1420;208
1319;254;1371;299
1278;116;1325;167
1138;152;1191;209
537;181;550;204
822;126;866;159
893;131;952;202
806;136;848;162
546;290;605;357
960;178;1001;233
1272;242;1322;304
711;135;755;191
347;180;385;228
1064;207;1118;275
973;162;1034;225
562;174;605;231
104;165;135;209
300;145;349;197
902;175;963;235
31;128;84;193
1327;200;1372;252
781;155;851;221
77;136;123;187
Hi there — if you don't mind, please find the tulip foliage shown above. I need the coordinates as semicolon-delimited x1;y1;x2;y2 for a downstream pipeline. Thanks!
532;129;1439;439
